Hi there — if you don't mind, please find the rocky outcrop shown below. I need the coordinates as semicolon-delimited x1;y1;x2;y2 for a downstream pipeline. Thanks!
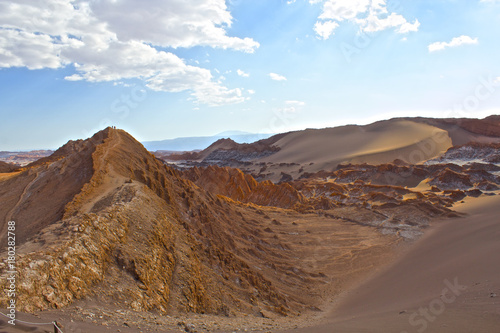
203;149;276;163
181;164;458;236
431;142;500;163
297;159;500;194
299;163;430;188
183;165;304;209
429;168;473;190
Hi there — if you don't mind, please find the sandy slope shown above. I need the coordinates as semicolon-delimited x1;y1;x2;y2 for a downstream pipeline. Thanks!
281;195;500;333
261;120;452;173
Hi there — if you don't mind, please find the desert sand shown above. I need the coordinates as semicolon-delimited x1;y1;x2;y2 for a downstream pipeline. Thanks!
280;195;500;333
264;120;452;169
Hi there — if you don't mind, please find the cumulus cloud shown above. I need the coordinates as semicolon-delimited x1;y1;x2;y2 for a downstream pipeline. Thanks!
311;0;419;39
90;0;259;53
314;20;339;39
358;11;420;33
269;73;287;81
428;35;478;53
0;29;65;69
0;0;259;106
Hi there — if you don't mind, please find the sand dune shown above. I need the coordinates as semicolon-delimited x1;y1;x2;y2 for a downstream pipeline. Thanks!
262;120;452;173
282;195;500;333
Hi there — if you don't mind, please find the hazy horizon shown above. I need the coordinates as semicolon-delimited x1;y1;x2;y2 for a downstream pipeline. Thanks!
2;113;500;151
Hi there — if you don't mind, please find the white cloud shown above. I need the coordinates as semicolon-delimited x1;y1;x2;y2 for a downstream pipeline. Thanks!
190;82;248;106
428;35;478;53
90;0;259;53
314;20;339;39
248;89;256;94
0;29;65;69
358;12;420;33
311;0;419;39
237;69;250;77
0;0;259;106
269;73;287;81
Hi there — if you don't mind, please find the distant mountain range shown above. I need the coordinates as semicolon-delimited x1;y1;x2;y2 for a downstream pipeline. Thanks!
142;131;273;151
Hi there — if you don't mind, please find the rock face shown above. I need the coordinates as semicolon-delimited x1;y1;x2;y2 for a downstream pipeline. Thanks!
429;168;473;190
183;165;304;209
8;185;228;314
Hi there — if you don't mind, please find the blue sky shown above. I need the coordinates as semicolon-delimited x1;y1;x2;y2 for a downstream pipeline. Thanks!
1;0;499;150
